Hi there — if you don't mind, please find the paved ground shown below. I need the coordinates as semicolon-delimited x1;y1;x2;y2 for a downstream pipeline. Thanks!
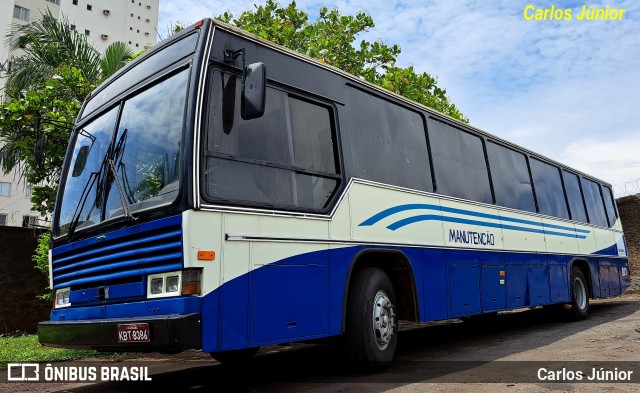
2;294;639;393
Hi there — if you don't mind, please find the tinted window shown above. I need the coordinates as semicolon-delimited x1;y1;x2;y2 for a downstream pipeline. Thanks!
345;86;432;192
582;178;607;227
486;142;535;212
530;159;569;219
202;71;339;211
602;186;617;227
562;171;588;223
428;118;492;203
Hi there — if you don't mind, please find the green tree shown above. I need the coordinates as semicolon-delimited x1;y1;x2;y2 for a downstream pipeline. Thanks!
0;66;92;216
0;11;135;217
4;10;134;97
217;0;467;122
32;233;52;301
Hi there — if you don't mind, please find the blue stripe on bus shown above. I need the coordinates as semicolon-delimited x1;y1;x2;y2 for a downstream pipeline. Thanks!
360;204;590;235
387;214;588;239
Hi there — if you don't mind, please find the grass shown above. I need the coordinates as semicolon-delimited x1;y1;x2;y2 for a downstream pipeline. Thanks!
0;334;113;366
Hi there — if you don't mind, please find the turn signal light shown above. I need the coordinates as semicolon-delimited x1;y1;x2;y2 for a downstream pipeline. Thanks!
182;269;202;296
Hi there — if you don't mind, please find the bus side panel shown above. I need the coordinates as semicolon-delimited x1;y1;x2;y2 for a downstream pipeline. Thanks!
422;248;447;322
249;245;329;345
480;251;506;312
328;246;364;336
218;241;251;351
586;258;602;298
446;249;481;317
506;254;529;308
548;255;570;303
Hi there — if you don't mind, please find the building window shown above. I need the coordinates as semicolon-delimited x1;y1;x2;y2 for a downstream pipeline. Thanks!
22;216;37;228
136;29;140;33
0;214;7;226
85;29;90;36
70;24;76;30
73;0;78;5
13;5;30;21
25;185;32;197
87;4;93;11
0;182;10;197
129;26;133;31
130;13;134;17
135;43;139;47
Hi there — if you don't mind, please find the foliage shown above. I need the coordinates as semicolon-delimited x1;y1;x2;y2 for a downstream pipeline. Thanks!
0;11;134;217
217;1;467;122
32;233;51;301
4;10;133;97
0;66;93;216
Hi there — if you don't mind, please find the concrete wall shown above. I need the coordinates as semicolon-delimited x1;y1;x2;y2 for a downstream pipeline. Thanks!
0;226;50;333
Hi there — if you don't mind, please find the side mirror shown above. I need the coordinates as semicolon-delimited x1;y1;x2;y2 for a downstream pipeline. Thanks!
34;133;46;169
241;62;266;120
72;146;90;177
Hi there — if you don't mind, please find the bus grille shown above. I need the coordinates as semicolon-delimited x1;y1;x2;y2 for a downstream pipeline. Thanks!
51;215;183;289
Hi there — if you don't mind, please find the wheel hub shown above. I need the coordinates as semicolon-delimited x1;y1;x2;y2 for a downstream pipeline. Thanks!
373;290;396;350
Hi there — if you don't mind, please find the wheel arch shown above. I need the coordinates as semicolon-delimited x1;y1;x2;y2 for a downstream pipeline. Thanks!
569;258;594;298
341;248;420;332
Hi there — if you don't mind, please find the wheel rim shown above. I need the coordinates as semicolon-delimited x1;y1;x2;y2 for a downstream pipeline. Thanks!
574;276;587;310
372;290;396;350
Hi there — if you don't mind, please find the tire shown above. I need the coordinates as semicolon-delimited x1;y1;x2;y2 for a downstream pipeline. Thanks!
345;267;398;372
570;266;590;321
210;347;259;365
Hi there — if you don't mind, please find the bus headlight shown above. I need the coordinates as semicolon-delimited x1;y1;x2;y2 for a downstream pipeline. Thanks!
166;276;180;293
54;287;71;308
150;278;164;294
147;269;202;298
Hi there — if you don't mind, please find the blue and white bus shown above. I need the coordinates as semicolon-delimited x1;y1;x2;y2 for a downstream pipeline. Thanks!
39;19;630;371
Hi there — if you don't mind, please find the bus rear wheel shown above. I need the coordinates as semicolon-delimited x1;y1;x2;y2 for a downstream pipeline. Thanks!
345;267;398;372
569;266;589;321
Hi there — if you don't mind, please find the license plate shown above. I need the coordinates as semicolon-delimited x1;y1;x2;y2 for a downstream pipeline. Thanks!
117;323;150;343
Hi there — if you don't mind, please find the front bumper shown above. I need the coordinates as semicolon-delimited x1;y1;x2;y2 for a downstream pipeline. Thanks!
38;313;201;352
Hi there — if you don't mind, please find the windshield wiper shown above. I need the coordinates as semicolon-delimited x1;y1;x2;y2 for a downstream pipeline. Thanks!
66;170;99;239
107;158;136;221
106;129;137;221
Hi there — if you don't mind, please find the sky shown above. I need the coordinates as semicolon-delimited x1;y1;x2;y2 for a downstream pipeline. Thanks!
159;0;640;196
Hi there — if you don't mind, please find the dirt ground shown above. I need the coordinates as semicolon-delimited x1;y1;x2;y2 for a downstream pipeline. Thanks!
2;294;639;393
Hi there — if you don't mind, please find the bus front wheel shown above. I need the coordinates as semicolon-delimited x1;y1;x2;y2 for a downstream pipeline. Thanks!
345;267;398;372
570;266;590;321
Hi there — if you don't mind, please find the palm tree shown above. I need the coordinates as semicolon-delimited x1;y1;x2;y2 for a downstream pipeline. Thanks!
4;10;134;97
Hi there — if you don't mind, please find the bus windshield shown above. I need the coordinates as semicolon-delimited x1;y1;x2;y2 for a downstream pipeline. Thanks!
55;69;189;237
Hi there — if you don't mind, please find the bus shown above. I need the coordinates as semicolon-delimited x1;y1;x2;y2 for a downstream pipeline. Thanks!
38;19;630;371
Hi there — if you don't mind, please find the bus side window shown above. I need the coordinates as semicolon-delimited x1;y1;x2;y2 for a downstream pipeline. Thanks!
486;141;536;213
529;158;569;219
345;86;433;192
582;178;608;227
428;118;492;204
602;185;618;227
562;170;588;223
